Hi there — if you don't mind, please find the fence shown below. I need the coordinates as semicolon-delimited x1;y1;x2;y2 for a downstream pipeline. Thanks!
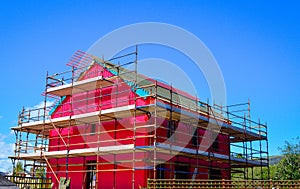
147;179;300;189
5;175;52;189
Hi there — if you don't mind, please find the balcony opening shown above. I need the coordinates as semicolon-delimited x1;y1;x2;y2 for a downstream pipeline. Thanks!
85;162;96;189
156;164;165;179
91;124;96;135
175;163;189;179
191;128;198;147
212;137;219;151
209;168;222;180
167;120;178;140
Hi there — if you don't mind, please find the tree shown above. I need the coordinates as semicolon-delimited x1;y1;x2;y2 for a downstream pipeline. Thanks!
276;137;300;180
13;161;24;176
249;165;277;180
35;167;46;178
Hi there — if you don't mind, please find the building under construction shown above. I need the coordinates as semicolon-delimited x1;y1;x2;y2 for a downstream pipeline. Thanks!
9;49;269;189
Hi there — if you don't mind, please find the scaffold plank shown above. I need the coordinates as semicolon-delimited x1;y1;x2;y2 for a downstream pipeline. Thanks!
46;76;116;96
11;105;137;133
10;144;134;160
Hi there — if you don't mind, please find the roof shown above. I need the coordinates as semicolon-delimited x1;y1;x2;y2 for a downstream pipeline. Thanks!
0;175;19;189
57;50;207;108
49;50;223;121
91;55;208;109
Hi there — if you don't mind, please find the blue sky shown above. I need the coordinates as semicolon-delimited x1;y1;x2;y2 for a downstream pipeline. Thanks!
0;0;299;171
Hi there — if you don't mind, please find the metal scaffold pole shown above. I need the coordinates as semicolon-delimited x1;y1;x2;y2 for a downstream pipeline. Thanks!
154;80;158;183
42;72;48;179
132;45;138;189
265;122;270;179
96;74;103;189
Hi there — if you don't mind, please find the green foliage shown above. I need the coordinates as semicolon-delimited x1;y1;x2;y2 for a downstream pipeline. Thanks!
269;165;277;179
231;166;275;180
235;153;244;159
13;161;24;175
35;167;46;178
248;165;276;180
275;137;300;180
231;138;300;180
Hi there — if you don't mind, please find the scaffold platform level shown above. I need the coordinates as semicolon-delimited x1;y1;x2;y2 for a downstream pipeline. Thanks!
12;102;265;143
11;105;137;133
9;144;135;161
9;143;266;168
46;76;117;96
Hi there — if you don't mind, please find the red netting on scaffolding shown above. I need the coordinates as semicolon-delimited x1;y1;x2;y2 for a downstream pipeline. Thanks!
66;50;94;79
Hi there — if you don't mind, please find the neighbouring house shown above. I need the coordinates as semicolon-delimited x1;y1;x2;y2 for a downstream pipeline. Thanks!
0;175;19;189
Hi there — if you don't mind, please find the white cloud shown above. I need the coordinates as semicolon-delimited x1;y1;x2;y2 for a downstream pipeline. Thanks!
24;100;55;119
9;130;15;135
1;101;58;173
26;100;55;110
0;133;14;173
0;158;12;173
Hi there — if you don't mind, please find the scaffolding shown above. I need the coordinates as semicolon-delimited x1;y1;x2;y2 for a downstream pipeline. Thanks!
9;48;269;188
